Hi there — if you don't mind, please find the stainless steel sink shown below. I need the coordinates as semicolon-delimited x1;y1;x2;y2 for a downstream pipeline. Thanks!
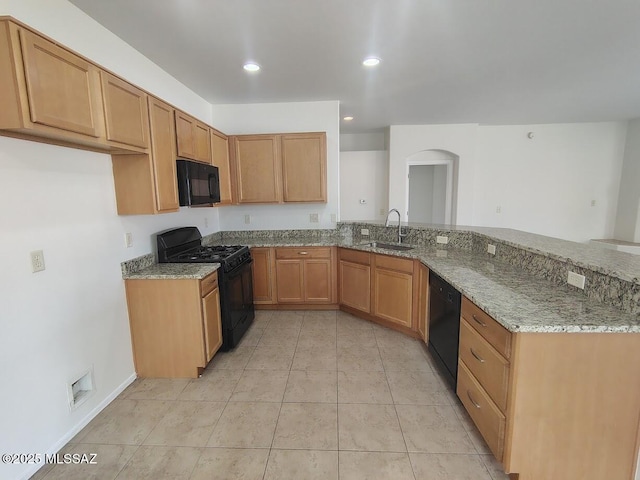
364;242;414;251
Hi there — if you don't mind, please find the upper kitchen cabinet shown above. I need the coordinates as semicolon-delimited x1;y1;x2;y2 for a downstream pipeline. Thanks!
175;110;211;163
0;19;107;148
111;96;179;214
281;132;327;202
230;132;327;205
100;71;149;150
210;128;235;205
231;134;282;203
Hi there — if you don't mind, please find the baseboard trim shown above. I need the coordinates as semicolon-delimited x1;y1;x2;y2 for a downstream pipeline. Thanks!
21;372;137;480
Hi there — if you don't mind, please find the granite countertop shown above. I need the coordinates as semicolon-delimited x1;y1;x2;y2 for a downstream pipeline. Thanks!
220;236;640;334
123;263;219;280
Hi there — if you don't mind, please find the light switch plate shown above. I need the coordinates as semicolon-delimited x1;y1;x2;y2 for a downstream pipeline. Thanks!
124;233;133;248
487;244;496;255
436;235;449;244
309;213;319;223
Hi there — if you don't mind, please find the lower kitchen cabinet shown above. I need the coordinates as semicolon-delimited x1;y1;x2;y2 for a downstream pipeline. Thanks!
338;248;421;336
458;296;640;480
275;247;336;304
124;271;222;378
372;254;416;329
251;247;276;304
338;248;371;313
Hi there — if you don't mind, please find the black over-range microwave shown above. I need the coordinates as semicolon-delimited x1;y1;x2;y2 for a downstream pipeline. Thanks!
176;159;221;206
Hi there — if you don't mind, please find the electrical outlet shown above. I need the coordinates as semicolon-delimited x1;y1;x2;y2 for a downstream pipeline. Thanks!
436;235;449;244
30;250;45;273
379;208;385;216
496;206;502;213
124;233;133;248
309;213;319;223
204;217;209;228
487;244;496;255
591;200;596;207
330;213;337;223
244;215;251;225
436;249;448;258
567;271;586;289
361;228;370;236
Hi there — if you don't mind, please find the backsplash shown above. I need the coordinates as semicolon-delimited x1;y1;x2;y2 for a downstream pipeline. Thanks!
120;253;155;276
346;222;474;250
219;226;351;241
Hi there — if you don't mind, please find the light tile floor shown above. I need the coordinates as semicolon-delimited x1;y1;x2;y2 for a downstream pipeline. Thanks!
32;310;511;480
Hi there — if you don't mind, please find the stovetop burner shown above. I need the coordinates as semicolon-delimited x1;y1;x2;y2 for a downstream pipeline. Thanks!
156;227;251;273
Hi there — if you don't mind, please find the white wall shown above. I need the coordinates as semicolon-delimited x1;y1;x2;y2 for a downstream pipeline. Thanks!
340;151;388;221
340;132;386;152
0;2;220;479
614;119;640;242
388;124;478;225
432;165;447;223
474;122;626;242
211;101;340;230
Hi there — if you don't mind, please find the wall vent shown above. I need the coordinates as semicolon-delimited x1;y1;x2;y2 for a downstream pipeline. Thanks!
67;368;94;411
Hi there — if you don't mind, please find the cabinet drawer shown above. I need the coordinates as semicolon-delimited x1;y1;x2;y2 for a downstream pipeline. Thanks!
374;254;413;274
276;247;331;259
459;319;510;412
338;248;370;265
457;361;506;461
200;272;218;297
461;297;511;358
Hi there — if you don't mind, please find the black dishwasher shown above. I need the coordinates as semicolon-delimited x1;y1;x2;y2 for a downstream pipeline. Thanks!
428;271;462;388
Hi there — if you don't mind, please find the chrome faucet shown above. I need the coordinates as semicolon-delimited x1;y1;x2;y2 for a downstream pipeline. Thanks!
385;208;407;243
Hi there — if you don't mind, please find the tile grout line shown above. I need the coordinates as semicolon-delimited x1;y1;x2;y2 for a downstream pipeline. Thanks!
374;327;419;480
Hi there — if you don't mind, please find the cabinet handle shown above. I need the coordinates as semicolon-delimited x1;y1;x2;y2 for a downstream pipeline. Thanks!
470;348;485;363
472;314;487;327
467;391;482;409
298;251;309;255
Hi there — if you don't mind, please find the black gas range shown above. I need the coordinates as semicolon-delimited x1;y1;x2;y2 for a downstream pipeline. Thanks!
157;227;254;351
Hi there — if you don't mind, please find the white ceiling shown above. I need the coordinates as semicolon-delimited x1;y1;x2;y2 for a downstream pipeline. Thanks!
69;0;640;133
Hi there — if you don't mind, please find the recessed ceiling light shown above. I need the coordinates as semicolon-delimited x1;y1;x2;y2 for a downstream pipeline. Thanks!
343;116;354;121
243;62;260;72
362;57;380;67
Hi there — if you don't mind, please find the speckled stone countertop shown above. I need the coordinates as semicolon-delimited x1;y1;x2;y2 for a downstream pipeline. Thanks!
218;236;640;334
122;263;219;280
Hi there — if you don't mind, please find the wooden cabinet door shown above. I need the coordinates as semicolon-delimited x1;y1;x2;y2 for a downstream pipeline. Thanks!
149;97;179;212
373;263;413;328
304;259;332;303
339;260;371;312
19;29;103;137
275;259;304;303
202;286;222;362
194;121;211;163
251;247;275;304
175;110;196;159
281;132;327;202
211;129;234;204
417;263;429;342
232;135;282;203
100;71;149;149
